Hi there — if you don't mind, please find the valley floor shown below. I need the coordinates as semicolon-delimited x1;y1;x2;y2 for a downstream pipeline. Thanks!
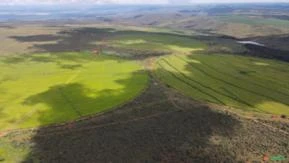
0;23;288;163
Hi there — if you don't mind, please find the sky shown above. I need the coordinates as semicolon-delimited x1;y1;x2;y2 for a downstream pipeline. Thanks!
0;0;288;5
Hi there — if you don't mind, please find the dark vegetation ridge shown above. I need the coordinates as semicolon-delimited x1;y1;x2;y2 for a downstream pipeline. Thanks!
9;28;175;59
244;44;289;62
9;27;289;62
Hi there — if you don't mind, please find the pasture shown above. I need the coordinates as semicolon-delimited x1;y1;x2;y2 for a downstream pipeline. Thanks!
0;52;148;130
108;33;206;52
155;54;289;115
97;30;207;58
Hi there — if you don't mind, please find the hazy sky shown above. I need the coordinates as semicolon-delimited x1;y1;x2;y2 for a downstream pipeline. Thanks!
1;0;289;5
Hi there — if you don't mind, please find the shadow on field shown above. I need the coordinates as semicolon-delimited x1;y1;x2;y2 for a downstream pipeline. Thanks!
9;27;204;60
197;34;289;62
0;108;6;119
0;51;122;67
8;26;289;62
10;34;60;42
59;63;83;70
21;70;147;128
21;74;241;162
9;28;115;52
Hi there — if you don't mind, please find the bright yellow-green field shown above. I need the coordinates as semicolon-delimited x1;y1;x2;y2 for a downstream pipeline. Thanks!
0;52;148;131
155;54;289;116
109;33;206;54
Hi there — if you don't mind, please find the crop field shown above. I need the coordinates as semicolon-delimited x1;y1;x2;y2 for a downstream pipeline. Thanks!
0;52;148;131
155;54;289;115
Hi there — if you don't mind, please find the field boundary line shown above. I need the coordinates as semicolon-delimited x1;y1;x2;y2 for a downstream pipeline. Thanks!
152;66;289;136
34;110;180;137
0;78;153;138
173;55;289;106
65;70;82;84
0;99;168;138
158;60;225;104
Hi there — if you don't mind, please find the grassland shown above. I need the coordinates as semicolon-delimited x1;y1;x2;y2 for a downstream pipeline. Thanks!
101;31;207;57
0;52;148;131
109;33;206;50
155;54;289;115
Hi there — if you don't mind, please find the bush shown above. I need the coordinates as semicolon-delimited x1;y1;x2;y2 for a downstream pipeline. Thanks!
280;115;287;119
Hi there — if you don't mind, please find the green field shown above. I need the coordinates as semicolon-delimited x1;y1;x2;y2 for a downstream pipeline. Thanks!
217;15;289;28
101;31;207;56
109;33;206;50
155;54;289;115
0;52;148;131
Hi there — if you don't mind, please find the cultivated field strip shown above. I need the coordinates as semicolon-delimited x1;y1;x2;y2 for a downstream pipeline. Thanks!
157;60;259;111
172;56;289;105
155;54;289;115
175;55;289;97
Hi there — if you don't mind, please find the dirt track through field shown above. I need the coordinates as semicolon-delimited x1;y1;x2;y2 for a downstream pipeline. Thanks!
65;70;82;84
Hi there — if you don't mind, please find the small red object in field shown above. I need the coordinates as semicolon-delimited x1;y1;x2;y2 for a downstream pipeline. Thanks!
0;132;7;137
263;153;270;162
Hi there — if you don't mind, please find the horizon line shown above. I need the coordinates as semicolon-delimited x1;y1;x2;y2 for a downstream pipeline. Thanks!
1;2;289;6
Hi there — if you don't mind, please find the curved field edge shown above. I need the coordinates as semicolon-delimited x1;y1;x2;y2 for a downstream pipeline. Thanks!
0;52;149;131
154;54;289;116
